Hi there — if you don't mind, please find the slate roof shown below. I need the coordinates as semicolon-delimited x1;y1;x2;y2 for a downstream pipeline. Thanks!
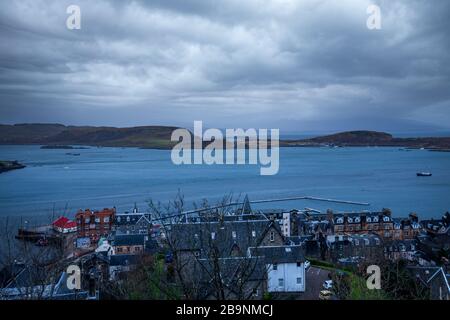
333;211;391;224
248;245;305;264
109;254;141;267
115;213;151;226
169;216;282;257
385;239;417;252
112;234;146;246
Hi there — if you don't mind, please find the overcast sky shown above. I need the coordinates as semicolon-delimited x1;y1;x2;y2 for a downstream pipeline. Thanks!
0;0;449;133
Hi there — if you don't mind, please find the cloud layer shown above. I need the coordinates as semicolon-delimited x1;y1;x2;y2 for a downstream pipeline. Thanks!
1;0;449;132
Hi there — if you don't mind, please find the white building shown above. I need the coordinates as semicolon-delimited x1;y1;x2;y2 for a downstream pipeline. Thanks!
249;245;306;293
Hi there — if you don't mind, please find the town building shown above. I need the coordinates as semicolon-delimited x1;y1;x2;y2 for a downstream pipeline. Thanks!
75;208;115;243
408;266;450;300
114;204;152;235
52;216;77;233
111;234;146;255
249;245;306;293
384;239;418;261
331;210;421;240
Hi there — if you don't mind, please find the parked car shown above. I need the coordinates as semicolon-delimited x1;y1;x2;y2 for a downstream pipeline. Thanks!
319;290;333;300
323;279;333;290
304;260;311;269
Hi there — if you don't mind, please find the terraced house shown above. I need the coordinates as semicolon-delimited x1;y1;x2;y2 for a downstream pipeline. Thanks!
331;210;421;240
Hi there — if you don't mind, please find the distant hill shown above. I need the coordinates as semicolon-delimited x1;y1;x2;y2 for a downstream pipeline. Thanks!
1;125;449;150
0;123;182;149
280;130;450;150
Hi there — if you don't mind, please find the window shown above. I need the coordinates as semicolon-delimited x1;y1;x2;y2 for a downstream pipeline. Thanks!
273;264;278;271
296;262;302;267
95;217;100;223
252;288;259;296
232;231;237;239
211;232;215;240
85;218;90;224
117;247;123;253
348;217;353;223
126;216;130;222
104;217;110;223
296;277;302;285
269;231;275;242
278;278;284;287
366;217;372;223
252;230;256;237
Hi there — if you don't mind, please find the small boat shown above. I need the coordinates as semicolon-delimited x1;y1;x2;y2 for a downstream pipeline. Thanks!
417;172;432;177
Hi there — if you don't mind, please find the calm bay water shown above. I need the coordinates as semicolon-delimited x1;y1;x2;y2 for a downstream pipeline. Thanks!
0;145;449;222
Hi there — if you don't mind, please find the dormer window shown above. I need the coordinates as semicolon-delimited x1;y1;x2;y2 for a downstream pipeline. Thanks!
232;231;237;239
211;232;215;240
252;230;256;237
269;231;275;242
366;217;371;223
373;217;379;222
348;217;353;223
126;216;130;222
355;217;360;223
383;216;390;222
336;218;344;224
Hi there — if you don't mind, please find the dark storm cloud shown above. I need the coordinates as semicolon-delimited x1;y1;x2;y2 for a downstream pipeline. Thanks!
0;0;449;132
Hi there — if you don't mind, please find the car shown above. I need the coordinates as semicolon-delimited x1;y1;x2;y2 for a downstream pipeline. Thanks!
304;260;311;269
323;280;333;290
319;290;333;300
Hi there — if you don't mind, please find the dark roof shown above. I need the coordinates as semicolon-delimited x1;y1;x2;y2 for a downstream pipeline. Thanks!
249;245;305;264
333;211;391;224
169;217;282;257
385;239;417;251
112;234;146;246
109;254;141;266
115;213;151;226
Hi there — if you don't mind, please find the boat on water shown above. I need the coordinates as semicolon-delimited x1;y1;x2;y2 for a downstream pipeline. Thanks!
417;172;432;177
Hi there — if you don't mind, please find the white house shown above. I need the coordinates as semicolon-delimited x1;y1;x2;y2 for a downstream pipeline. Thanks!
249;245;306;293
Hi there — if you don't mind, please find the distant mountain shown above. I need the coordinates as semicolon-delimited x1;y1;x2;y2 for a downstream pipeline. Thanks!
280;130;450;150
0;123;182;149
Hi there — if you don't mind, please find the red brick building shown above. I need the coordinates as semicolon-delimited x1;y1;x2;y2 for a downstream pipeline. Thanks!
75;208;115;242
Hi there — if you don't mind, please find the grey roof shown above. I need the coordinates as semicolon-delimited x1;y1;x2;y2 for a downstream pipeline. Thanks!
109;254;141;266
168;217;282;257
112;234;146;246
115;213;151;226
249;245;305;264
333;211;391;224
385;239;417;251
